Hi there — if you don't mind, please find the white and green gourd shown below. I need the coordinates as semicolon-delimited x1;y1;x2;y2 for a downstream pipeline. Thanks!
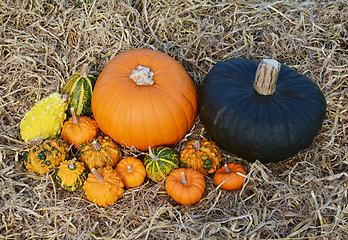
20;92;68;142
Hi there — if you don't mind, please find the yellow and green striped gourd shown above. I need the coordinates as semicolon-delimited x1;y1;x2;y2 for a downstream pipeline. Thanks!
143;146;179;182
61;64;96;117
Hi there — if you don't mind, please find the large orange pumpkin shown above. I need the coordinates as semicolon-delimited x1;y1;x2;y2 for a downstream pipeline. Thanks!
92;49;198;151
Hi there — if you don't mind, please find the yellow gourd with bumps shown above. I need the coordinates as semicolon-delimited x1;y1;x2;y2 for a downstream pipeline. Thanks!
20;92;68;142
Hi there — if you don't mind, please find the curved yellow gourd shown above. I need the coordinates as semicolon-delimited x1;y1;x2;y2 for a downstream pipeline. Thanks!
20;92;68;142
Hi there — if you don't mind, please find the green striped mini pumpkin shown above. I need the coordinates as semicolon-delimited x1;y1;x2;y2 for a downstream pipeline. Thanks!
143;146;179;182
61;64;96;117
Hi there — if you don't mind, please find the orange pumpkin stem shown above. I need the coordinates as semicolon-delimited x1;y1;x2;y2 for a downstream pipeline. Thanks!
71;108;79;124
148;146;159;161
128;65;155;86
80;64;88;78
224;163;231;174
91;168;104;183
68;158;77;170
194;140;201;151
253;59;281;95
127;165;133;172
181;172;188;184
92;140;102;151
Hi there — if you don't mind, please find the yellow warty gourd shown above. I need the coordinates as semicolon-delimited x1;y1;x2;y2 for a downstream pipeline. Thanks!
20;92;68;142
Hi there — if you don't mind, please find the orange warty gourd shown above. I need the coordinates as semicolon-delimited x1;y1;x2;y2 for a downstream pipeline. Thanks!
83;166;124;207
78;136;122;172
92;49;198;151
213;163;246;190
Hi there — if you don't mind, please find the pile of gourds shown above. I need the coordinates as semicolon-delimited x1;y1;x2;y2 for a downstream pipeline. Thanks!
20;49;327;207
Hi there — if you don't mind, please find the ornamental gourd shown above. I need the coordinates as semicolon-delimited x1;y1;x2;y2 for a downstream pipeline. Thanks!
116;157;146;187
56;158;88;191
60;108;99;148
23;136;69;174
180;139;222;175
83;166;124;207
61;64;96;117
165;168;205;205
143;146;179;182
20;92;68;142
213;163;246;190
78;136;122;172
91;49;198;151
199;59;327;163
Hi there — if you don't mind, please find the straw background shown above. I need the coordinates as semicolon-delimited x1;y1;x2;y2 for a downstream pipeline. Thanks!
0;0;347;239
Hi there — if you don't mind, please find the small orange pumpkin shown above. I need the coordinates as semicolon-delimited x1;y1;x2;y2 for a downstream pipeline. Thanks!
213;163;246;190
60;107;99;148
165;168;205;205
116;157;146;188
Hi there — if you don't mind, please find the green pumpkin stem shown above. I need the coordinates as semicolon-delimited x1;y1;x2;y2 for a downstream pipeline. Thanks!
194;140;201;151
181;172;188;184
253;59;281;95
91;168;104;183
71;108;79;124
92;140;102;151
80;64;88;78
148;146;159;161
224;164;231;174
129;65;155;86
68;158;77;170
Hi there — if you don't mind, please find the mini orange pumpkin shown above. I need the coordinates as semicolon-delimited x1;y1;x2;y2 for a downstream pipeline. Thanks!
116;157;146;187
165;168;205;205
78;136;122;172
60;108;99;148
83;166;124;207
213;163;246;190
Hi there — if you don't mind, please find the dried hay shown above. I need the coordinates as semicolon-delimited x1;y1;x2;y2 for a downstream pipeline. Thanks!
0;0;348;239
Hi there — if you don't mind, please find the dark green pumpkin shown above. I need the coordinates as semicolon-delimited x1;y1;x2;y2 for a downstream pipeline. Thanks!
199;58;327;163
143;146;180;182
61;64;96;117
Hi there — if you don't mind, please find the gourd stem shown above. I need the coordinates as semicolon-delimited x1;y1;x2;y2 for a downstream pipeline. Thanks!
91;168;104;183
224;163;231;174
62;94;69;102
181;172;188;184
68;158;77;170
92;141;102;151
194;140;201;151
80;64;88;78
148;146;159;161
127;166;133;172
129;65;155;86
71;108;79;124
253;59;281;95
